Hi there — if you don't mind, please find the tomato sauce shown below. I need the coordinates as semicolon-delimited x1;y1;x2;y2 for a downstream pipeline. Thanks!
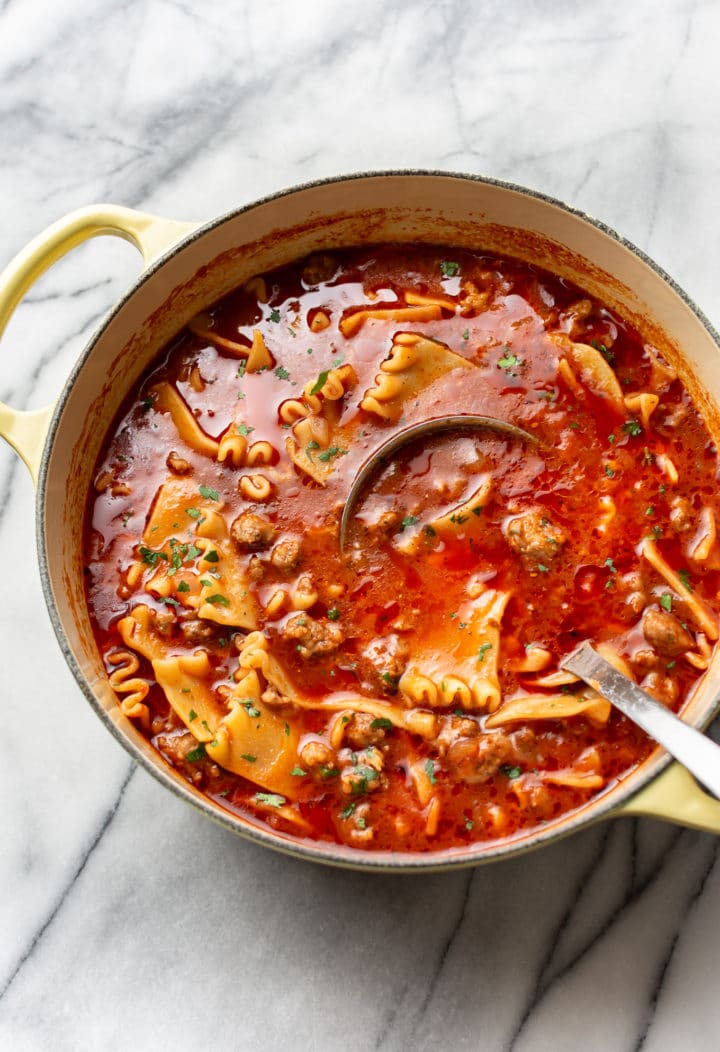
84;245;720;852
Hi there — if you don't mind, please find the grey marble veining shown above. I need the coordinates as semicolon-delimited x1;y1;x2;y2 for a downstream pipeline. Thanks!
2;1;720;1049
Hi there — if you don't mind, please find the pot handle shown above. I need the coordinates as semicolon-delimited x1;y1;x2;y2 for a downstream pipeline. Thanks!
0;205;199;483
615;760;720;833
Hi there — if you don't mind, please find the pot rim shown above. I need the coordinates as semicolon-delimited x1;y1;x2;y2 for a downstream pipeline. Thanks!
34;169;720;871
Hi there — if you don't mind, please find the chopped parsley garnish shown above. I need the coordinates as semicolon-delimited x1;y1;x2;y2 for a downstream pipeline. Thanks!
370;718;393;731
310;370;330;395
497;351;519;370
205;593;230;606
242;700;261;718
268;308;281;323
356;817;367;830
660;593;673;612
666;660;677;670
138;546;168;566
604;464;615;478
188;709;198;722
186;744;206;763
186;507;201;520
425;759;437;785
274;365;290;380
237;361;246;378
591;339;615;364
462;328;469;340
450;512;469;525
237;423;255;436
424;524;437;537
477;643;493;663
177;580;190;593
256;793;286;807
305;439;320;460
240;754;257;763
140;395;155;412
678;569;692;591
381;672;399;685
537;563;549;573
290;767;307;777
645;506;655;516
440;260;460;277
320;765;340;779
604;557;617;573
401;515;419;530
622;419;643;437
499;764;522;779
327;607;341;621
203;549;219;563
341;803;356;820
651;525;663;539
317;446;348;462
198;484;219;501
569;421;580;430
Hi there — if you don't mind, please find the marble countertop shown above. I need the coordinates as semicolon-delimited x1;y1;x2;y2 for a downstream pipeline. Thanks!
2;1;720;1048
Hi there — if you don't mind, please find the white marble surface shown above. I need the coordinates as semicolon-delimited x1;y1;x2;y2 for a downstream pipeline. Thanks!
1;1;720;1049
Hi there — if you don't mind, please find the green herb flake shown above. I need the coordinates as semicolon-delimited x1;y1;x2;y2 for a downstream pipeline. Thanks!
341;803;356;820
138;546;168;567
177;580;190;593
440;260;460;277
274;365;290;381
317;446;348;463
623;419;643;437
500;764;522;779
290;767;307;777
424;524;437;537
477;643;493;663
140;395;155;412
370;718;393;731
651;525;663;539
462;328;470;340
186;507;201;520
186;744;206;763
537;563;549;573
327;608;341;621
242;700;261;718
604;557;617;573
320;765;340;779
591;339;615;364
268;308;281;323
666;660;677;670
660;593;673;612
240;754;257;763
569;421;580;430
237;423;255;436
645;506;655;517
205;593;230;606
203;549;220;563
255;792;286;807
310;370;330;395
678;569;692;591
188;709;198;722
425;759;437;785
356;817;367;830
604;464;615;478
497;351;519;370
198;484;219;501
305;439;320;461
401;515;419;530
465;819;474;831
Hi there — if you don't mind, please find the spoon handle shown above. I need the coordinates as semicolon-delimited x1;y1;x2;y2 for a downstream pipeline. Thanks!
562;641;720;800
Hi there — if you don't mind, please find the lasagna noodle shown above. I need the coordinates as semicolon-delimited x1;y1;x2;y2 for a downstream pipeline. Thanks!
360;333;474;422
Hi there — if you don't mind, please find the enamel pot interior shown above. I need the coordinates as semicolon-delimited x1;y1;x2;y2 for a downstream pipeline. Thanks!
38;172;720;871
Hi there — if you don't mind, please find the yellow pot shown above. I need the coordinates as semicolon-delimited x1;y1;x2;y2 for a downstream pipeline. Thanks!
3;172;720;871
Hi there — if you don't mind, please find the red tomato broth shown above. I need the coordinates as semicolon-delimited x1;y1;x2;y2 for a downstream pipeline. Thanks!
84;244;720;852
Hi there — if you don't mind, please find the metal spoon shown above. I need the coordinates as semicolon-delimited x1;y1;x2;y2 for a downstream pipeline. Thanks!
562;640;720;799
339;414;539;550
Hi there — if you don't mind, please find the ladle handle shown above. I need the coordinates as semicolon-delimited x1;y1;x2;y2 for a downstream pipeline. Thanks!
0;205;198;482
564;641;720;799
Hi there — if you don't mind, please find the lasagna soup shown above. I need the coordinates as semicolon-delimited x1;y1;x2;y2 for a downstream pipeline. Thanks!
85;245;720;852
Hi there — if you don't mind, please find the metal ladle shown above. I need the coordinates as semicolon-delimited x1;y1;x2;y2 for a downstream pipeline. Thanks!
339;414;539;550
563;641;720;799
